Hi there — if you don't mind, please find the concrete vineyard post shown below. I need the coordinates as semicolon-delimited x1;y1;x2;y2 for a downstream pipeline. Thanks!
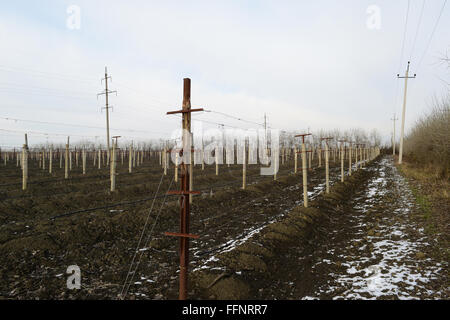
82;148;86;175
215;146;219;176
302;142;308;207
340;143;344;182
294;146;298;174
128;145;132;173
201;142;205;171
189;140;193;204
325;142;329;193
242;139;246;190
348;144;352;176
163;147;167;175
111;140;116;192
318;147;322;168
175;151;178;182
65;140;69;179
22;144;28;191
98;149;101;169
273;149;277;181
308;149;312;171
49;147;52;174
360;146;363;168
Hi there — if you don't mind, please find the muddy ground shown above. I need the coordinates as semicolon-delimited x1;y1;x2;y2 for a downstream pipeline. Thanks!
0;153;342;299
193;156;447;300
0;154;447;300
261;156;448;299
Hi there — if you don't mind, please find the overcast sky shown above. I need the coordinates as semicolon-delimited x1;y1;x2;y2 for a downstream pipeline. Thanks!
0;0;448;148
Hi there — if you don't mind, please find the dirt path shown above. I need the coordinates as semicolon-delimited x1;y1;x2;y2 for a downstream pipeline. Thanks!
263;156;447;300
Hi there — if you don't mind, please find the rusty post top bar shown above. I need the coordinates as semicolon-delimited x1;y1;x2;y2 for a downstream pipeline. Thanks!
166;108;204;115
167;190;201;195
169;147;202;153
294;133;312;143
165;232;199;239
294;133;312;137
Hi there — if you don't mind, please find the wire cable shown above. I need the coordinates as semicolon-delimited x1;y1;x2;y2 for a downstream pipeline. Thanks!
417;0;448;71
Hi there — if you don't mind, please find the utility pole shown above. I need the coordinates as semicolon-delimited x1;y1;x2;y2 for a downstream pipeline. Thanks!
165;78;203;300
391;113;398;156
397;61;416;164
98;66;117;166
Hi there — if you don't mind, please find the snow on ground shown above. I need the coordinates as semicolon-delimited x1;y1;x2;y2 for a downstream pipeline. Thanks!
306;157;445;300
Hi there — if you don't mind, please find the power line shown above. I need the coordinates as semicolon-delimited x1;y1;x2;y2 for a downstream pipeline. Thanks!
417;0;448;71
409;0;427;62
204;110;265;127
397;0;411;74
0;65;98;84
0;116;170;135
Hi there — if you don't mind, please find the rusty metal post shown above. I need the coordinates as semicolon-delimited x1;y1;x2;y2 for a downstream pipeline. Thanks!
165;78;203;300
